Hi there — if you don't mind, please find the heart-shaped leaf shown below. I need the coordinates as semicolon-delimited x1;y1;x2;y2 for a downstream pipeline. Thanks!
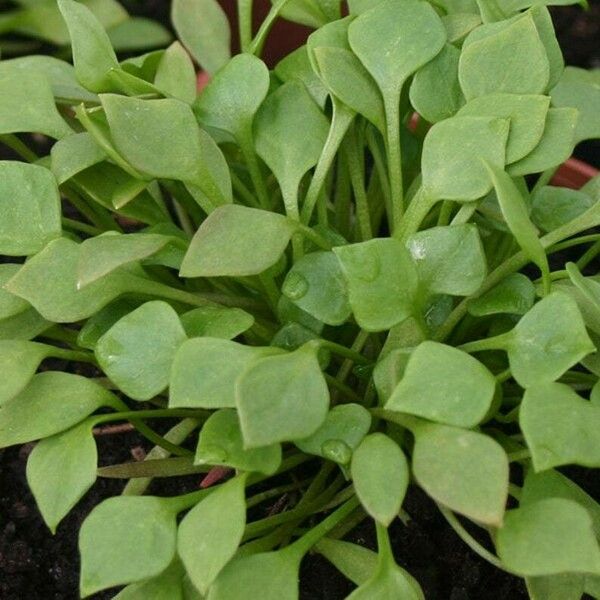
412;422;509;525
520;383;600;470
505;292;594;388
0;340;49;406
497;498;600;576
236;343;330;447
407;224;487;297
410;44;465;124
196;410;281;475
181;306;254;340
170;338;279;409
422;116;509;201
178;475;247;594
51;132;107;184
387;341;496;428
96;301;187;401
296;403;371;464
0;372;119;448
334;238;419;332
171;0;230;74
26;420;97;533
282;251;351;326
467;273;535;317
459;13;550;100
115;560;186;600
79;496;178;596
531;186;595;233
0;162;61;256
351;433;409;526
180;205;295;277
457;94;550;163
57;0;119;93
254;81;329;217
154;41;196;104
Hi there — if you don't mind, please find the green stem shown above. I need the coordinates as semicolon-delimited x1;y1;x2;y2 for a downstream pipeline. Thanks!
51;347;97;364
324;374;363;403
297;224;333;250
365;127;391;225
317;339;370;365
395;187;438;242
301;101;354;225
238;0;254;51
384;94;404;232
436;504;513;574
93;409;208;425
99;456;208;479
240;128;270;209
0;134;38;161
248;0;293;56
62;217;101;236
371;408;420;433
458;333;510;354
344;128;373;241
230;169;261;209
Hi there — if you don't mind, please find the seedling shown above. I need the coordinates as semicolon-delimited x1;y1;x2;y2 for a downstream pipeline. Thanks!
0;0;599;598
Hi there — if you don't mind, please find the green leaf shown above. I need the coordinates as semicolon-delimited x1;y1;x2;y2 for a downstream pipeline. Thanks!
313;46;385;133
0;264;30;320
77;232;171;288
254;81;329;216
0;340;48;406
422;116;509;201
236;343;330;447
278;0;331;28
0;306;51;342
484;162;549;286
5;238;131;323
0;59;73;139
96;301;187;401
282;251;351;326
295;403;371;464
107;17;173;52
334;238;419;332
181;306;254;340
508;108;578;176
441;13;482;44
26;420;97;533
412;422;508;525
154;42;197;105
79;496;178;596
387;341;496;428
351;433;409;526
50;132;107;184
526;574;585;600
0;162;61;256
101;95;223;192
550;66;600;144
409;44;465;124
196;410;281;475
77;299;140;350
208;547;299;600
0;372;118;447
497;498;600;576
521;469;600;539
467;273;535;316
504;292;594;388
407;224;487;297
531;186;595;233
180;205;295;277
459;13;549;100
170;338;279;409
274;47;329;109
194;53;270;141
115;560;186;600
178;476;247;594
57;0;119;93
457;94;549;164
520;383;600;470
171;0;230;74
348;0;445;98
315;539;377;585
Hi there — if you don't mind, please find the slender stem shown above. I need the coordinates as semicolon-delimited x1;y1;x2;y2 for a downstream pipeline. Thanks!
248;0;293;56
237;0;254;51
230;169;261;208
371;408;419;433
99;456;208;479
458;333;510;354
297;224;333;250
436;504;514;574
0;134;38;161
301;102;354;225
577;239;600;270
240;128;270;209
365;127;391;225
395;187;438;242
62;217;101;236
317;339;370;365
344;128;373;241
93;409;208;425
51;347;97;364
384;93;404;231
324;374;363;403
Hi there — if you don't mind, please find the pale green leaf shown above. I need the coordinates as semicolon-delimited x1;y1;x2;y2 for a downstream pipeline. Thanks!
181;306;254;340
154;42;197;104
51;132;107;184
467;273;535;317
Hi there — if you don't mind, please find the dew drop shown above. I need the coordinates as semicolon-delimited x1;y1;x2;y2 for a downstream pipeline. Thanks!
283;271;309;300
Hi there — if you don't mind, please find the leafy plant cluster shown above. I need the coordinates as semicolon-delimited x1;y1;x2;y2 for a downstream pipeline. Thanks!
1;0;600;598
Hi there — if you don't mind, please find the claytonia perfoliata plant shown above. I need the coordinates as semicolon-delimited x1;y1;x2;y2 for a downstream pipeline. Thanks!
1;0;600;598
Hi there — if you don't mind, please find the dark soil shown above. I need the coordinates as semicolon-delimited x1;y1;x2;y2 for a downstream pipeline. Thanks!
1;2;600;599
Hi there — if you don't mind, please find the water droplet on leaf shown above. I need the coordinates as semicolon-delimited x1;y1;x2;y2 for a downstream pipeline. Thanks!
283;272;309;300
